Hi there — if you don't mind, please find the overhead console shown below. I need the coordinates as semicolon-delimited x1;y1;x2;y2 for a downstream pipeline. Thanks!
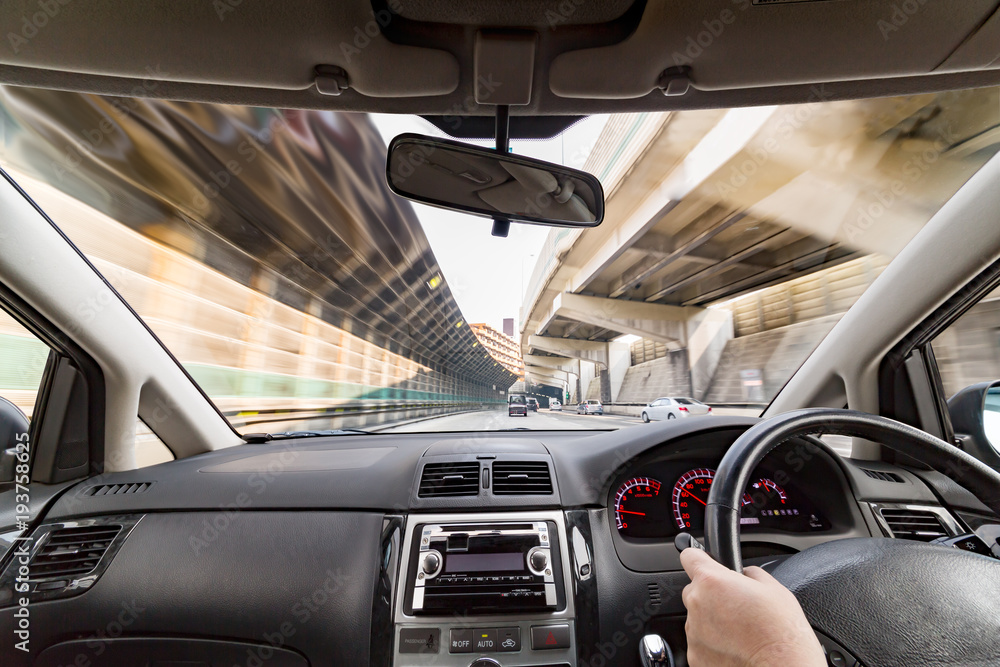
394;511;577;667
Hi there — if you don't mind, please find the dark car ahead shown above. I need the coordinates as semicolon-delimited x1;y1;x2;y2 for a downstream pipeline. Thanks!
508;394;528;417
526;397;539;412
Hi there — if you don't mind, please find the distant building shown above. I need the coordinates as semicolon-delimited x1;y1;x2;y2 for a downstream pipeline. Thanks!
502;318;514;337
470;322;524;377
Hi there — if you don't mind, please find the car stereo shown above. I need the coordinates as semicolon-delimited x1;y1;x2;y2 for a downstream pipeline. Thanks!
404;521;564;614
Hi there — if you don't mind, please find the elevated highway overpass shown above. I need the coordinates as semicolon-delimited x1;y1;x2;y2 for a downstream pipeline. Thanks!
520;88;1000;405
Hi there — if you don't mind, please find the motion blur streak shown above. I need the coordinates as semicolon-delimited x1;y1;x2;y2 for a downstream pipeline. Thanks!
0;87;517;432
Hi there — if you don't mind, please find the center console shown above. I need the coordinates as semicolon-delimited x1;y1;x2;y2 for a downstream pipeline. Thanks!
393;511;577;667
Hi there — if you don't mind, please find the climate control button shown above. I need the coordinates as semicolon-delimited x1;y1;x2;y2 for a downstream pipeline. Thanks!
449;628;472;653
473;629;497;652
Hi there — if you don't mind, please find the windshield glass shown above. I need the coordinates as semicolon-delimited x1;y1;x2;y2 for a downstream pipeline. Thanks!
1;86;998;435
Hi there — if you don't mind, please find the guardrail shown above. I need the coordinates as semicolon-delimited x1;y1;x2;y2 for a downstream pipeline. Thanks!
226;400;503;431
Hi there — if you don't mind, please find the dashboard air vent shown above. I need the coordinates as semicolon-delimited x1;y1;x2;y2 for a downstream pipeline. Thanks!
861;469;904;483
492;461;553;495
83;482;152;496
30;525;122;579
647;583;661;607
877;508;950;542
418;462;480;497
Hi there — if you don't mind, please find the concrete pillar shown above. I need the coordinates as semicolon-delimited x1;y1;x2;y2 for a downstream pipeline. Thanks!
685;308;733;400
607;341;630;403
580;361;597;400
572;360;581;404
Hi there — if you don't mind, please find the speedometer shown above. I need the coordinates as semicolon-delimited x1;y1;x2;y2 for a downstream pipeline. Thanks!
671;468;715;530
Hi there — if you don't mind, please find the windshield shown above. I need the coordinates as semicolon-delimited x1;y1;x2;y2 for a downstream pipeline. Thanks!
0;86;998;436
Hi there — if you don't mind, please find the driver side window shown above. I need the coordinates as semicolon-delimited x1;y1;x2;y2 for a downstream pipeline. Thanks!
932;297;1000;453
0;307;49;424
932;299;1000;398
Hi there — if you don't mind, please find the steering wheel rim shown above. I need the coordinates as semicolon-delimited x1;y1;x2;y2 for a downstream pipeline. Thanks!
704;408;1000;572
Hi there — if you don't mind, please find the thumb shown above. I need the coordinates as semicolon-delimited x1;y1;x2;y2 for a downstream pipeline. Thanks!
680;546;727;580
742;565;779;584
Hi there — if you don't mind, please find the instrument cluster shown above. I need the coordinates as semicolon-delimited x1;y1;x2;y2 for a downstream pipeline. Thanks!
612;462;830;539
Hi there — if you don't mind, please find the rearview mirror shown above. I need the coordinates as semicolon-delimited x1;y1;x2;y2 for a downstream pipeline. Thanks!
386;133;604;229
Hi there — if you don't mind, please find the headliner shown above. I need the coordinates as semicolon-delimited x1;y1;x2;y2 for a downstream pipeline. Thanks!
1;0;1000;126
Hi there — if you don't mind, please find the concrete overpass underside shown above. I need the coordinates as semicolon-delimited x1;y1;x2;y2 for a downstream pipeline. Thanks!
522;88;1000;404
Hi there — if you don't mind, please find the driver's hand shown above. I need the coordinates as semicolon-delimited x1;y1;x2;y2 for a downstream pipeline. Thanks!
680;547;826;667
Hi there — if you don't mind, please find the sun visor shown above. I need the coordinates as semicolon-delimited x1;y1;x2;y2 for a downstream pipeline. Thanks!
0;0;459;98
935;5;1000;73
549;0;1000;99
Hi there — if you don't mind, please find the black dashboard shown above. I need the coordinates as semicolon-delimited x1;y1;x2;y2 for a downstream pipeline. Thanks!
1;416;997;667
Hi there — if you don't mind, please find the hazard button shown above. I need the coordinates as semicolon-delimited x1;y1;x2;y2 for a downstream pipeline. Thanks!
529;624;571;650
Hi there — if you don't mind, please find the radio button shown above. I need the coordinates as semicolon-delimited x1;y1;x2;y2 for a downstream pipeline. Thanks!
422;551;441;576
497;627;521;652
473;629;497;652
449;628;473;653
529;549;548;571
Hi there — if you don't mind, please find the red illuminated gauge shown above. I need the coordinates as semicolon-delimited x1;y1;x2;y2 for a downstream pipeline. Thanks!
671;468;715;530
742;478;788;508
614;477;662;532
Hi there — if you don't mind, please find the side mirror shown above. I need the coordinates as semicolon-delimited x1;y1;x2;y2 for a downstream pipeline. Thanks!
947;381;1000;471
0;396;29;483
386;133;604;230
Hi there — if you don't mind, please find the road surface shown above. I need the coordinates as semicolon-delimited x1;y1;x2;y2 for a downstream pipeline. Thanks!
376;407;852;457
379;408;682;433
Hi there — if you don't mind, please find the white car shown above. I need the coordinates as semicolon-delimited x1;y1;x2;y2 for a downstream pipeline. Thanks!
577;399;604;415
549;400;561;411
641;397;712;422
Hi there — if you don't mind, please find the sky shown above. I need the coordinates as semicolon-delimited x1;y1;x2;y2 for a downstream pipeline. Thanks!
371;113;608;333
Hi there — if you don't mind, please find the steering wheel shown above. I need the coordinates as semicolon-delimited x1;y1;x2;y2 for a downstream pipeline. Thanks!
704;408;1000;666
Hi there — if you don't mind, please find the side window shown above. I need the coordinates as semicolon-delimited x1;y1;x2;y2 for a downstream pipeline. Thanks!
0;307;50;423
932;299;1000;398
932;299;1000;453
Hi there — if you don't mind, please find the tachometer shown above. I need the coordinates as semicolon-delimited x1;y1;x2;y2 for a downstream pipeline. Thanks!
614;477;662;532
671;468;715;530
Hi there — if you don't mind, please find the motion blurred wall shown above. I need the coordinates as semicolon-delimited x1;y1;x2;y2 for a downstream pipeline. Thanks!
0;88;517;431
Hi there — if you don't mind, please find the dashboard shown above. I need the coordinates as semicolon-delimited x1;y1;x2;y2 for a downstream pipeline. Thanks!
2;416;996;667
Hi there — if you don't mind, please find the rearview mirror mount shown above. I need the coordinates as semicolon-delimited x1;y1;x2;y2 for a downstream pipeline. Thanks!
385;132;605;236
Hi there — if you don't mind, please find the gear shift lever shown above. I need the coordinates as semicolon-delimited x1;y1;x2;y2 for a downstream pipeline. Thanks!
639;634;675;667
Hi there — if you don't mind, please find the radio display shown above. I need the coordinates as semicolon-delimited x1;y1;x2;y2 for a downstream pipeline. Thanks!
444;552;525;573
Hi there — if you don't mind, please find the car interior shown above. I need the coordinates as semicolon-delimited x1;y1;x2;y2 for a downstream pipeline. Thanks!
2;1;1000;666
